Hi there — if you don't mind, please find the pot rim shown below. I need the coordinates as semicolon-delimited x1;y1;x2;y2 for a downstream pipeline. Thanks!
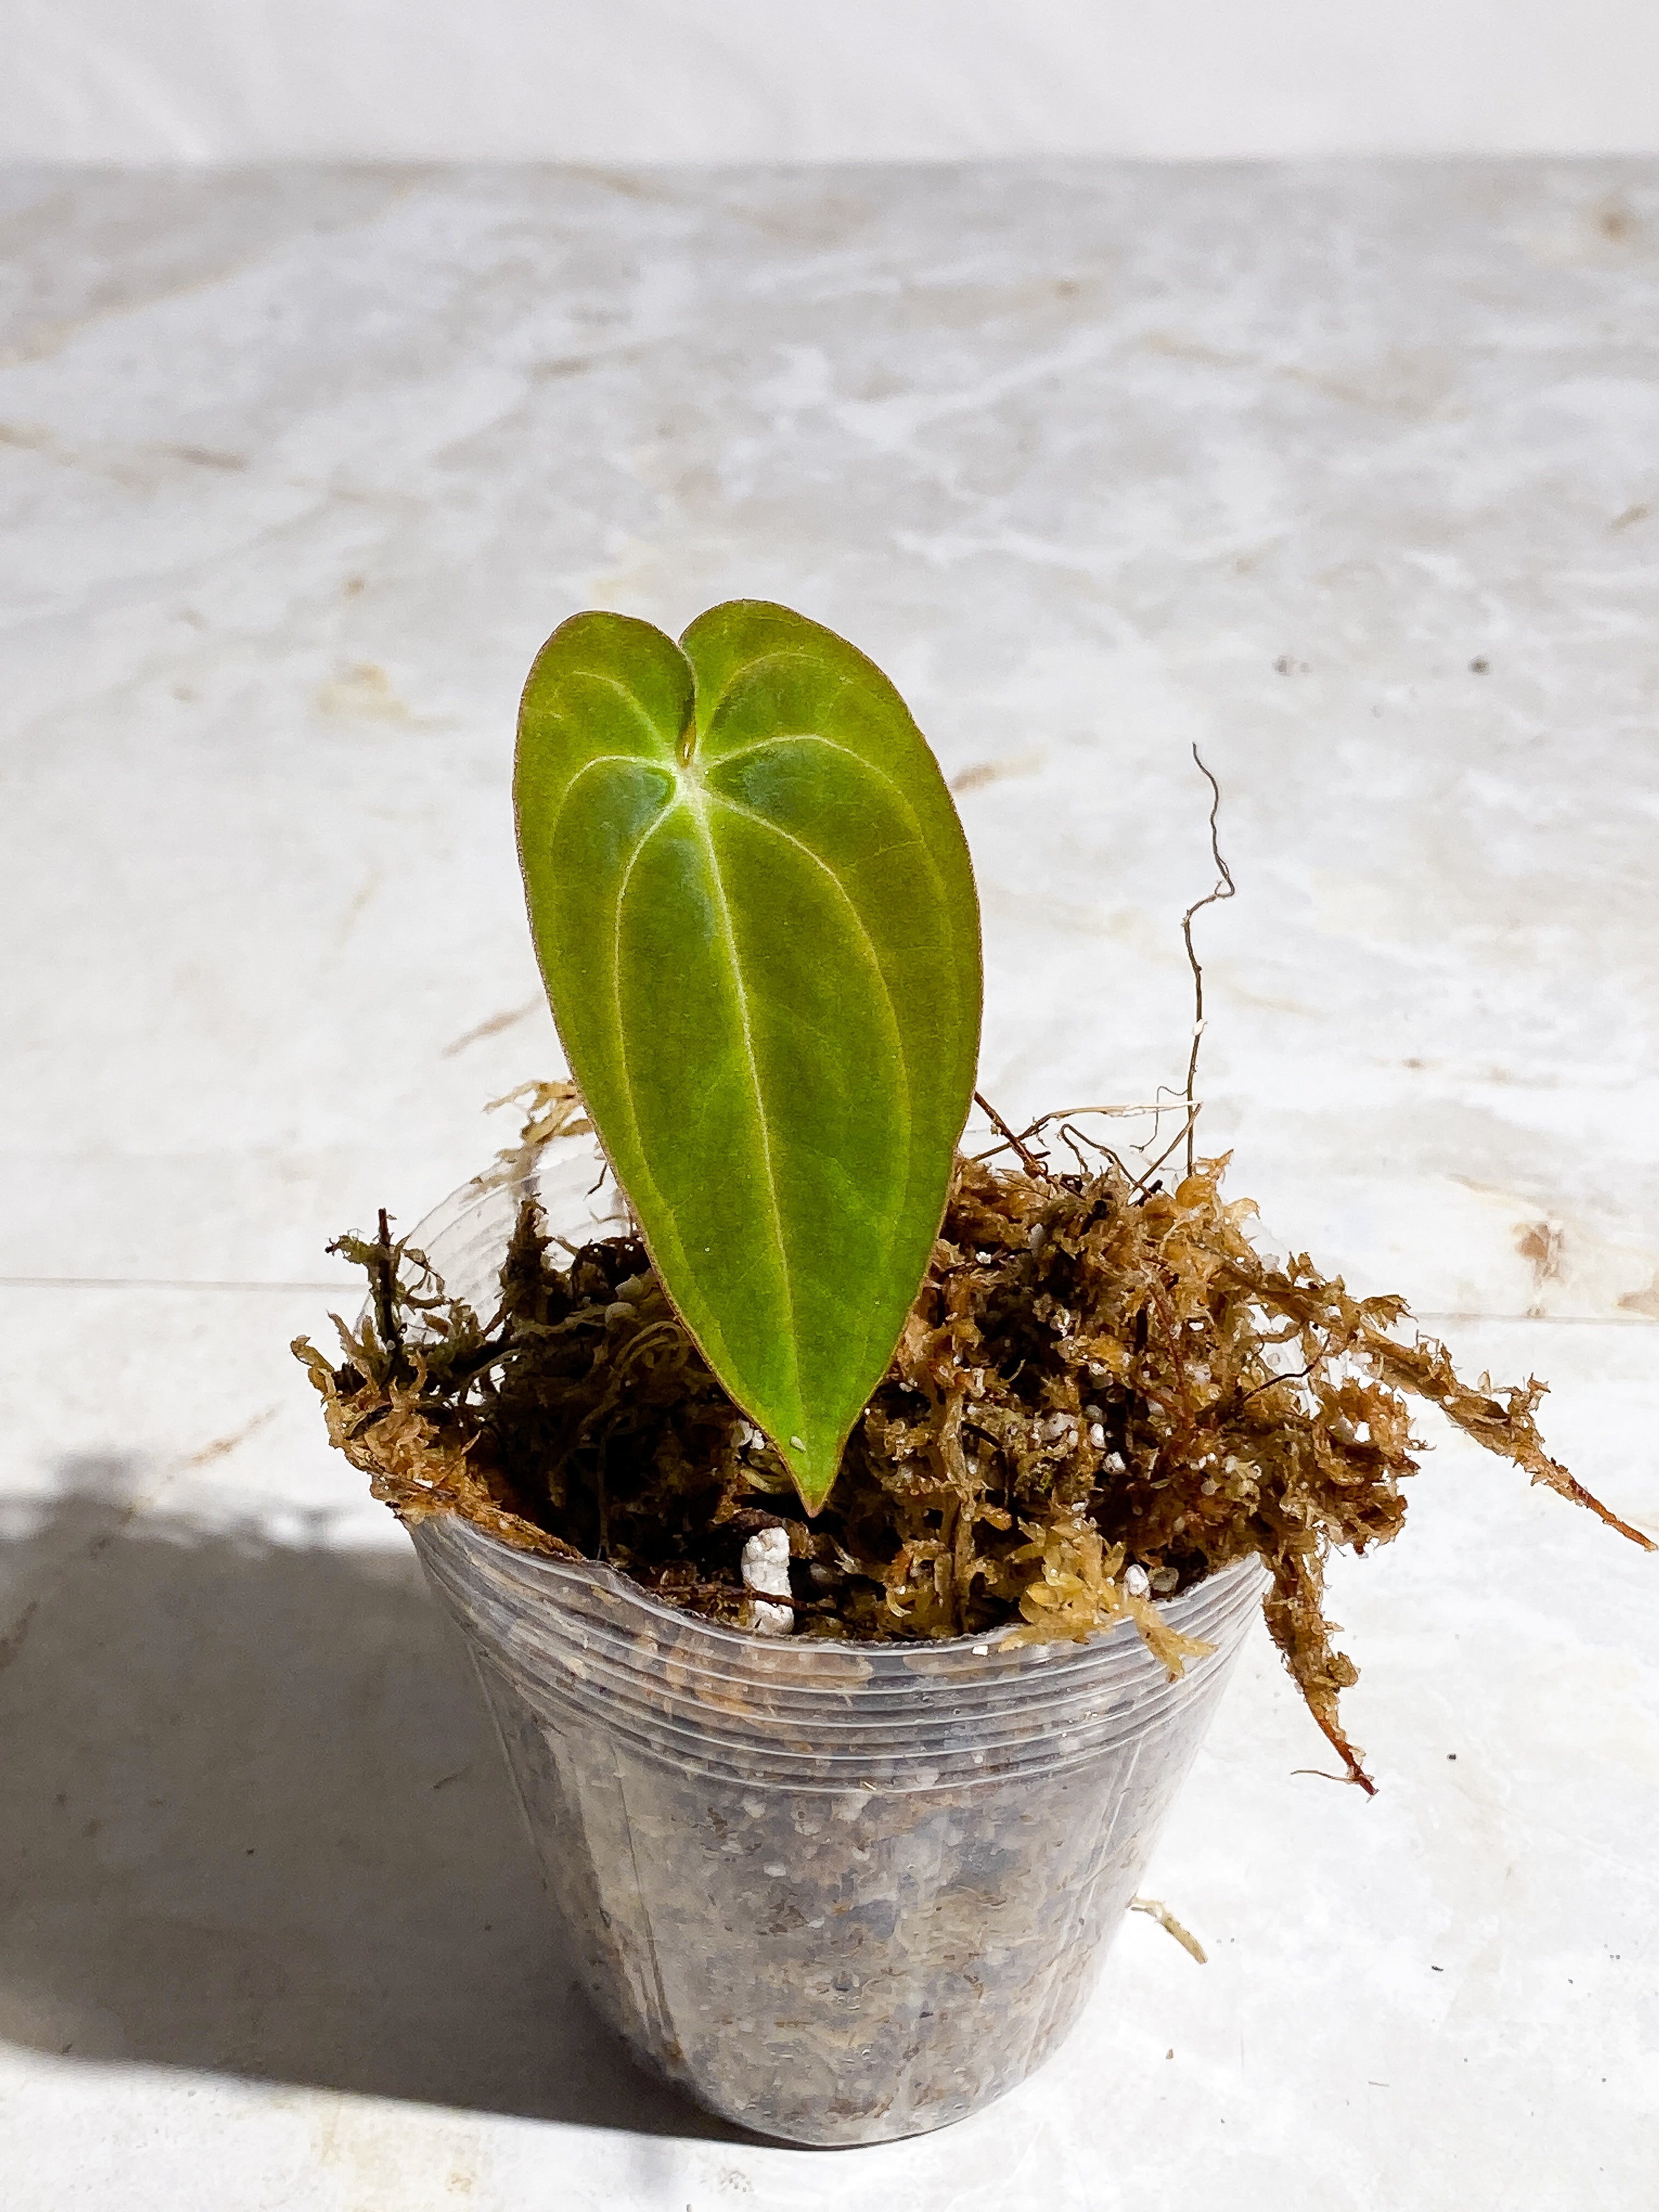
414;1502;1266;1667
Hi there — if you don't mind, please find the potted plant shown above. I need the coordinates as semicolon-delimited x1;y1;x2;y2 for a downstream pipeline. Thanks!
296;601;1649;2146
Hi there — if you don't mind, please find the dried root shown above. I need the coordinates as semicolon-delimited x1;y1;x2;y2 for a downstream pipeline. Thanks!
295;1141;1651;1792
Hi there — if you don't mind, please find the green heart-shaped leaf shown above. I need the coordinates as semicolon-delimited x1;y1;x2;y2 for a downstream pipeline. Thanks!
514;600;982;1513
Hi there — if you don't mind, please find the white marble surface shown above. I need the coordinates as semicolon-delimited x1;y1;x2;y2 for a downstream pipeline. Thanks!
1;162;1655;2209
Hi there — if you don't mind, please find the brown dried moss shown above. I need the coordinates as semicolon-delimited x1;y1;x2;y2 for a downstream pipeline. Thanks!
294;1125;1650;1793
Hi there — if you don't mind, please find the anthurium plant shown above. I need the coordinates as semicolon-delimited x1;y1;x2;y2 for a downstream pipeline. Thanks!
297;598;1649;1793
513;601;982;1514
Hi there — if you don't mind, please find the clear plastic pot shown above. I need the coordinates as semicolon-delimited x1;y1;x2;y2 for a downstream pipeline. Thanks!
404;1147;1263;2146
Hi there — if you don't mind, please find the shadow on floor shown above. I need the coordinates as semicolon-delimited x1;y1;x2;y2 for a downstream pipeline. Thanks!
0;1456;733;2137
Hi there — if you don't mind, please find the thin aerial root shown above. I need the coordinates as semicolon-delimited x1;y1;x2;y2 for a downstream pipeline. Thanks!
1180;745;1237;1180
972;1090;1046;1177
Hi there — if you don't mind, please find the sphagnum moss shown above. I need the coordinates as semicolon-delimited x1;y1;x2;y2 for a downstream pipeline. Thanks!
295;1092;1651;1794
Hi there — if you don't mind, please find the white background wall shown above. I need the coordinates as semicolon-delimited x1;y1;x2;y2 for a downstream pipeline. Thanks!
8;0;1659;165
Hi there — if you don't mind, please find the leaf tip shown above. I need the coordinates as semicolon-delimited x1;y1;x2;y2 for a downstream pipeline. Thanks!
780;1433;843;1518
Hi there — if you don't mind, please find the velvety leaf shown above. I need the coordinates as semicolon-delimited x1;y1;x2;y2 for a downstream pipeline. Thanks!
514;600;982;1512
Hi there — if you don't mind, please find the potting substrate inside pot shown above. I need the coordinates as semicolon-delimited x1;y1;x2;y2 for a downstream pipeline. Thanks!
293;1111;1645;2143
415;1508;1261;2146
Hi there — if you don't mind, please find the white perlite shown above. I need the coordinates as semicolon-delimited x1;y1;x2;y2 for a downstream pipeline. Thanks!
741;1526;795;1636
1124;1564;1152;1600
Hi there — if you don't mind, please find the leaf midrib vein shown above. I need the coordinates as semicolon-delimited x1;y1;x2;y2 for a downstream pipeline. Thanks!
678;786;803;1423
604;804;684;1273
